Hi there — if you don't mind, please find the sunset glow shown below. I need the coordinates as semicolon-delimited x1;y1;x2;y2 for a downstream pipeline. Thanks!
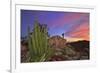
21;10;89;41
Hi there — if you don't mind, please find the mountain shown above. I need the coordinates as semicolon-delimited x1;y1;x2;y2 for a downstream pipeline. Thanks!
67;40;90;59
67;40;89;51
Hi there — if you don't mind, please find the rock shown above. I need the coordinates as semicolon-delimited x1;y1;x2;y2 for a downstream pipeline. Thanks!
48;35;67;49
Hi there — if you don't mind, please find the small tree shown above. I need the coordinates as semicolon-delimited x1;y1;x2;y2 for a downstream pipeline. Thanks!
62;33;64;38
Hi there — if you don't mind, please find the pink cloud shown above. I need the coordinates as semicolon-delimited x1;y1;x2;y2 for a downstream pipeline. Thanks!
49;13;88;28
68;22;89;40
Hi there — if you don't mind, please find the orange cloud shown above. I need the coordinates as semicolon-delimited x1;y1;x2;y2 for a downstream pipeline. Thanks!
69;22;89;41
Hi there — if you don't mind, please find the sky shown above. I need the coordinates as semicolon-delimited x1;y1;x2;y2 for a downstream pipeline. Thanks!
21;10;89;41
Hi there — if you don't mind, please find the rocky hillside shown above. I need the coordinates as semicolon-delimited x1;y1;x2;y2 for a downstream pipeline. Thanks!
21;35;90;62
67;40;90;60
48;36;89;61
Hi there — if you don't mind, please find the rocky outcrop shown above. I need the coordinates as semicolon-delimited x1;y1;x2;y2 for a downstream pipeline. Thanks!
48;35;67;49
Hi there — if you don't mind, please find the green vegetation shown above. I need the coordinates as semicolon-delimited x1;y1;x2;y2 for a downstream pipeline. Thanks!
27;20;53;62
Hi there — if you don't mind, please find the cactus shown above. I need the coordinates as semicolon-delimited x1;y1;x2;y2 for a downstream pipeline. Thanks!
27;20;53;62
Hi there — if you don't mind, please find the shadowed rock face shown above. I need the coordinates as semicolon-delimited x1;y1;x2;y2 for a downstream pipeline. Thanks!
67;40;90;60
48;35;67;49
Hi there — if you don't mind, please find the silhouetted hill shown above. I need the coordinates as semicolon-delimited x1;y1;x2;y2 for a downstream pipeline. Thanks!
67;40;89;49
67;40;90;59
